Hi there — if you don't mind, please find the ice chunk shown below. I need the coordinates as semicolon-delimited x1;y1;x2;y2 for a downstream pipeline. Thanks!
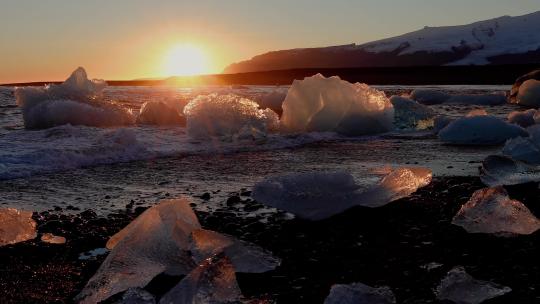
465;109;488;117
183;94;279;140
507;109;536;128
480;155;540;186
79;198;279;303
324;283;396;304
516;79;540;107
280;74;394;136
503;125;540;164
435;266;511;304
137;101;185;126
120;288;156;304
254;89;287;115
40;233;66;244
452;187;540;235
390;96;435;130
433;115;453;132
410;89;506;105
159;254;242;304
252;167;431;220
78;198;201;304
410;89;450;105
15;67;134;129
439;115;526;145
0;208;37;246
190;229;280;273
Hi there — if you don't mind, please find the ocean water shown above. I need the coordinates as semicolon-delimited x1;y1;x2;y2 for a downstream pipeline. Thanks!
0;84;518;214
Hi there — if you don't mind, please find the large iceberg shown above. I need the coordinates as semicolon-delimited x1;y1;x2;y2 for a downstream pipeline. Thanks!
252;167;432;220
79;198;279;303
390;96;435;130
0;208;37;246
439;115;526;145
137;101;185;126
507;109;536;128
159;254;242;304
452;187;540;235
435;266;511;304
15;67;134;129
324;283;396;304
183;94;279;140
280;74;394;136
480;155;540;186
515;79;540;107
410;89;506;105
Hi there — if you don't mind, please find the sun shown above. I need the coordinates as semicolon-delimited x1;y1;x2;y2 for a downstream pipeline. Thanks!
163;44;209;76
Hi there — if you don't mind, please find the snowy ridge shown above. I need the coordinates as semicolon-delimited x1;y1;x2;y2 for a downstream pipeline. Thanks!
360;11;540;65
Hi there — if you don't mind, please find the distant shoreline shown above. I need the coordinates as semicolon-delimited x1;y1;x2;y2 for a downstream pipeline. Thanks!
2;64;539;87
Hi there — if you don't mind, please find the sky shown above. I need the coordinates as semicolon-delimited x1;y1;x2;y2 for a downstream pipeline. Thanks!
0;0;538;83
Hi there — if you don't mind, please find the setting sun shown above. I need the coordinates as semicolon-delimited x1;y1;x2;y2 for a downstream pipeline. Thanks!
162;44;209;76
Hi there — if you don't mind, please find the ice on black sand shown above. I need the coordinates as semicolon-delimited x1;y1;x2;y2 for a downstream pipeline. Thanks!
0;208;37;246
324;282;396;304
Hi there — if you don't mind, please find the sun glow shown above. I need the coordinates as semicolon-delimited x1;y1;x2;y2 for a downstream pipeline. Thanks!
163;44;210;76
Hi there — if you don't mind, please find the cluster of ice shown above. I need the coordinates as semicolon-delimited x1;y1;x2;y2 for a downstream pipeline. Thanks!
137;101;185;126
410;89;507;105
507;109;537;128
280;74;394;136
324;283;396;304
452;187;540;235
15;67;134;129
436;267;511;304
252;167;431;220
439;115;526;145
390;96;435;129
159;254;241;304
0;208;37;246
183;94;279;140
515;79;540;107
480;155;540;186
78;198;279;303
502;125;540;164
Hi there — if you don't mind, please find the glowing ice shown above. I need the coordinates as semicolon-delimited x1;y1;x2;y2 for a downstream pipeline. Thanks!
452;187;540;235
410;89;506;105
41;233;66;244
159;254;242;304
507;109;536;128
280;74;394;136
516;79;540;107
465;109;488;117
255;89;287;114
324;283;396;304
79;198;279;303
15;67;134;129
436;266;511;304
137;101;185;126
252;167;432;220
390;96;435;130
183;94;279;140
439;115;526;145
0;208;37;246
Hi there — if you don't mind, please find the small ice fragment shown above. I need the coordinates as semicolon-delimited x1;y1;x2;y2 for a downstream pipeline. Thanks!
435;266;511;304
280;74;394;136
507;109;536;128
159;254;242;304
41;233;66;244
516;79;540;107
252;167;431;220
503;125;540;164
410;89;450;105
0;208;37;246
120;288;156;304
452;187;540;235
78;248;109;260
465;109;488;117
410;89;506;105
137;101;185;126
324;282;396;304
421;262;443;271
390;96;435;130
439;116;526;145
480;155;540;186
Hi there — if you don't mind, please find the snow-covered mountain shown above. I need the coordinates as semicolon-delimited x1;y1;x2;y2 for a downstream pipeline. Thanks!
224;11;540;73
